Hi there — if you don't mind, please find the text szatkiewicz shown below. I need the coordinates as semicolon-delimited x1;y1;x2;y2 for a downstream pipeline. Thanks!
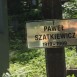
35;25;75;47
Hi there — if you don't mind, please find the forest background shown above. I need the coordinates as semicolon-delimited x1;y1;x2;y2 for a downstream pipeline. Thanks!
4;0;77;77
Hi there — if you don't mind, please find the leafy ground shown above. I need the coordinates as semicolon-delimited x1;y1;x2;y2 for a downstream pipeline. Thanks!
9;49;46;77
65;46;77;69
2;47;76;77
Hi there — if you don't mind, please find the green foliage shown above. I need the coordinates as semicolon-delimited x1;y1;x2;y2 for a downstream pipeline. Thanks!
9;49;46;77
63;0;77;18
9;47;77;77
65;46;77;69
67;74;75;77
